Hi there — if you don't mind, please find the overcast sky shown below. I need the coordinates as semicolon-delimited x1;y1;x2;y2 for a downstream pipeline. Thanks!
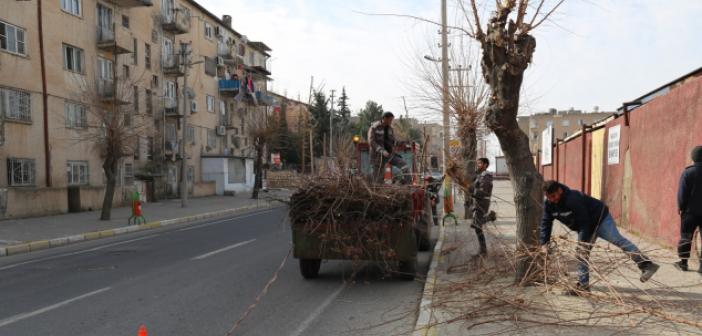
200;0;702;123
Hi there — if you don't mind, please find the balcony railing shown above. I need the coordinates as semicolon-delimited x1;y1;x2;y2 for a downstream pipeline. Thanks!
97;79;115;100
107;0;152;7
218;79;240;95
162;54;184;76
97;24;131;54
217;43;233;58
161;8;190;34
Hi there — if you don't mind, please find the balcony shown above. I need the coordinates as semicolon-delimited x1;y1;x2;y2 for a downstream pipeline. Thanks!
161;9;190;34
162;54;184;77
256;91;275;106
218;79;240;96
96;24;131;54
97;79;129;105
217;43;233;59
106;0;153;7
163;97;181;118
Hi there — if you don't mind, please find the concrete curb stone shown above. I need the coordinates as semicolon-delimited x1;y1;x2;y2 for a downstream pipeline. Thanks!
413;222;446;336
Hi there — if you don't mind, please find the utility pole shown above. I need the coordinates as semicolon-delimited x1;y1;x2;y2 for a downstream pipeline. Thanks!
402;96;409;119
329;89;335;158
441;0;450;175
180;42;191;208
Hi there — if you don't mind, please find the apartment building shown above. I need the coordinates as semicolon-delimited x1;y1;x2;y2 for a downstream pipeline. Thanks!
517;108;613;154
0;0;274;218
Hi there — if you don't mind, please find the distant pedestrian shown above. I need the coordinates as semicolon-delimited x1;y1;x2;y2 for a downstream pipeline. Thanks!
674;146;702;272
539;180;659;295
469;158;493;256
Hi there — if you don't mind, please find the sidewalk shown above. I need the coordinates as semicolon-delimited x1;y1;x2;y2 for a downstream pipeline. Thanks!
415;180;702;335
0;190;290;256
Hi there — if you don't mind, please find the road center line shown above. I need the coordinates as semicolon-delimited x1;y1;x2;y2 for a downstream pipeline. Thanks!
289;284;345;336
0;287;112;328
191;239;256;260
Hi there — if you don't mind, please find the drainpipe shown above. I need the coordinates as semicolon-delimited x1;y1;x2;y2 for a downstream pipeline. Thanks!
37;0;52;187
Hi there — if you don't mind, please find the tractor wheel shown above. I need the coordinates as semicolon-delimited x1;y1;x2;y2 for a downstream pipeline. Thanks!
299;259;321;279
398;259;417;280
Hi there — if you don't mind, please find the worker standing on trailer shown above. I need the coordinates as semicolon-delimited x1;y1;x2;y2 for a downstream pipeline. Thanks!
674;146;702;272
368;112;410;184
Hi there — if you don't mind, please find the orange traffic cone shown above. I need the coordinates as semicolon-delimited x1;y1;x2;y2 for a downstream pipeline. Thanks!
138;325;148;336
383;163;393;185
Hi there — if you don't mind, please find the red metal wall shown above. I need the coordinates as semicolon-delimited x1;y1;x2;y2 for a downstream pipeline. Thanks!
538;74;702;247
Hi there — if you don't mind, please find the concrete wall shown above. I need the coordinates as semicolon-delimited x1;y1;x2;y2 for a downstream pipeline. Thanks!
1;185;128;219
192;181;216;197
540;74;702;247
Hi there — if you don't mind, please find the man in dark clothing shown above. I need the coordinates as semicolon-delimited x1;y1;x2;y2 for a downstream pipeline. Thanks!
674;146;702;272
540;180;659;294
367;112;410;184
469;158;493;256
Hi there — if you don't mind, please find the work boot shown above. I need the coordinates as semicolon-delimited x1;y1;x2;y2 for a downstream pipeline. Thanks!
640;262;660;283
564;283;590;296
674;260;688;272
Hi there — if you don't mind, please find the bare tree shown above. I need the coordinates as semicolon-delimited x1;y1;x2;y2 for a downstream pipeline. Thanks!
461;0;564;281
70;65;153;220
410;36;489;215
248;109;279;199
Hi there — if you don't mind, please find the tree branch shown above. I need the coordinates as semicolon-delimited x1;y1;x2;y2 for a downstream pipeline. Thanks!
353;11;476;38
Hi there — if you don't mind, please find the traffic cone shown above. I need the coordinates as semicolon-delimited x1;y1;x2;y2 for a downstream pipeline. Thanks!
138;325;148;336
383;163;392;184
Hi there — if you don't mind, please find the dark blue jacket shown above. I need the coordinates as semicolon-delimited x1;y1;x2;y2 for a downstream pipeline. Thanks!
678;163;702;216
539;184;610;245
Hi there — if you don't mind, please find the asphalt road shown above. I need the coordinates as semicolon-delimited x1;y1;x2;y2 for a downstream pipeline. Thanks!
0;207;435;336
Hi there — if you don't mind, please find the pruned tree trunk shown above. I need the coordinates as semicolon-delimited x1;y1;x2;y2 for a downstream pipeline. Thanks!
479;6;544;283
252;142;263;199
100;156;119;220
460;124;478;219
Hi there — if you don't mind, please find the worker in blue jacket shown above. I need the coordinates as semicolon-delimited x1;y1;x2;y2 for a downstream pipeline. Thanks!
540;180;659;295
674;146;702;272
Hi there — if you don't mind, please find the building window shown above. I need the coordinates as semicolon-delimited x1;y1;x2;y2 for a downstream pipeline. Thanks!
145;89;153;115
7;158;35;186
133;86;139;114
132;38;138;65
166;123;177;142
1;87;31;122
206;95;215;113
123;65;130;79
151;29;158;43
123;163;134;185
207;129;216;148
187;166;194;182
186;125;195;144
64;101;87;128
219;101;227;125
122;15;130;28
146;136;154;160
0;21;27;56
60;0;82;16
561;119;570;127
228;158;245;183
152;75;159;88
204;23;213;39
62;44;84;73
145;43;151;69
67;161;89;185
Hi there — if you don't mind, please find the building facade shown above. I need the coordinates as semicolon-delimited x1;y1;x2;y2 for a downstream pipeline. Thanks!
517;109;612;154
0;0;274;218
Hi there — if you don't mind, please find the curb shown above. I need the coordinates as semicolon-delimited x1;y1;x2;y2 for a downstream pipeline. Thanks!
413;221;446;336
0;201;280;258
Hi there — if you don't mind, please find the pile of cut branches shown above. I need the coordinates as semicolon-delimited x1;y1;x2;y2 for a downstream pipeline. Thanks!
289;176;414;262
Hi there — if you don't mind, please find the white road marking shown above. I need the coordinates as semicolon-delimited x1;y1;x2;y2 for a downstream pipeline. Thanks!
176;210;274;232
289;284;345;336
0;287;112;328
0;209;277;271
191;239;256;260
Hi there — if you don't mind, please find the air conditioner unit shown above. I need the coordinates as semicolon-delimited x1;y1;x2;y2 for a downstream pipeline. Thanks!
216;56;225;66
190;101;197;113
216;125;226;136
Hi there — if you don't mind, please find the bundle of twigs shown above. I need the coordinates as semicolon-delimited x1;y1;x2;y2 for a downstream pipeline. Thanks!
289;176;415;261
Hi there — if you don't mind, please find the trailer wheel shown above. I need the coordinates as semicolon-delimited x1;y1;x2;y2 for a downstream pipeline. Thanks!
398;259;416;280
300;259;321;279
